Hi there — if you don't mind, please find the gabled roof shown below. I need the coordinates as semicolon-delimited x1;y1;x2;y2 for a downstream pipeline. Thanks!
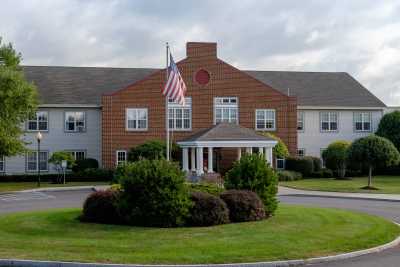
22;66;157;105
180;123;276;142
22;66;386;107
245;70;386;107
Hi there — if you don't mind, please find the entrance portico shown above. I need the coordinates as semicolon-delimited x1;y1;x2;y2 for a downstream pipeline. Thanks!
177;123;277;176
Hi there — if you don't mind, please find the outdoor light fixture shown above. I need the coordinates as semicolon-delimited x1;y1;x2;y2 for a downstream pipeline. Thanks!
36;131;42;187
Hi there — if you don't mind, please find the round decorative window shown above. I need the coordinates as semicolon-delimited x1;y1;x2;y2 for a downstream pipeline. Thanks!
195;69;210;85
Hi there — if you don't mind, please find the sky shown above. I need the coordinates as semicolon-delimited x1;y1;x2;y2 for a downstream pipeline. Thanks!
1;0;400;105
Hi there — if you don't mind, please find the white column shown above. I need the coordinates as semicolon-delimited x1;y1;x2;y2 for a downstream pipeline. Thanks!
246;147;252;154
207;147;213;173
258;147;264;156
265;147;273;165
191;148;196;172
264;147;268;162
196;147;204;175
182;148;189;172
237;148;242;160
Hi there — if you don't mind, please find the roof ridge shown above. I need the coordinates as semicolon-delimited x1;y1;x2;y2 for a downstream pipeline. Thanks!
22;65;160;70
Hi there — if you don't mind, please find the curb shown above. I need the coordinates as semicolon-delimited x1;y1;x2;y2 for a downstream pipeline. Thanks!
279;193;400;203
0;223;399;267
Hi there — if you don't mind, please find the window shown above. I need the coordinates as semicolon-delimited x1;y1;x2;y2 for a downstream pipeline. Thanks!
28;111;48;131
255;109;276;130
116;150;127;165
297;148;305;157
297;111;304;131
214;97;238;124
65;112;85;132
69;151;86;161
320;112;338;131
168;97;191;130
276;158;285;170
126;108;148;130
320;148;326;167
0;156;4;172
26;151;48;172
354;112;372;132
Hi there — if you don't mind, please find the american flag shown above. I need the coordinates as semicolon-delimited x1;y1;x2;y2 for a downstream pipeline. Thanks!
162;54;187;105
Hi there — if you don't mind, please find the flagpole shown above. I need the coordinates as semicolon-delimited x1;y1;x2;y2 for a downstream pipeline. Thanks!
165;42;170;161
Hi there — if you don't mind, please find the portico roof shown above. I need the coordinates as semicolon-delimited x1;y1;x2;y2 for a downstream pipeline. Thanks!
177;123;277;148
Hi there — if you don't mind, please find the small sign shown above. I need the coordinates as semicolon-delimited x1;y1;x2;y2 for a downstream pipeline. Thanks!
61;160;67;168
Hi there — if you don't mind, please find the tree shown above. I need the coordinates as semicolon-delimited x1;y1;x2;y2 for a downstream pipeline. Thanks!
128;140;179;162
261;132;289;158
347;135;400;189
376;111;400;152
48;151;75;184
0;37;38;157
322;140;351;179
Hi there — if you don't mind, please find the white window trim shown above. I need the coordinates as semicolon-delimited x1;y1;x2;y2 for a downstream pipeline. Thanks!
320;111;339;132
354;112;372;132
213;97;239;125
168;97;192;131
27;111;49;132
276;158;285;170
64;111;86;133
125;108;148;131
67;150;86;161
297;111;305;132
255;109;276;131
297;148;306;157
116;150;127;166
26;151;49;172
0;156;4;172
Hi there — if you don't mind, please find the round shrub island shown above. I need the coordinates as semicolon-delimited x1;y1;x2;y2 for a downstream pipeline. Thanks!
81;189;120;224
116;159;191;227
188;191;229;226
220;190;266;222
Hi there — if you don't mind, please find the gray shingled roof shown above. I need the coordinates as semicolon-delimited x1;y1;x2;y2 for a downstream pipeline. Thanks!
180;123;276;142
245;70;386;107
22;66;386;107
22;66;157;105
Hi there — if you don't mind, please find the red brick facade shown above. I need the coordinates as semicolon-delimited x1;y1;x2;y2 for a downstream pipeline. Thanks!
102;42;297;169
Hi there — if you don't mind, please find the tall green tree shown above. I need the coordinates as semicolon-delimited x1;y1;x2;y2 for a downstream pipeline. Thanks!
0;37;38;157
347;135;400;189
322;140;351;179
376;111;400;152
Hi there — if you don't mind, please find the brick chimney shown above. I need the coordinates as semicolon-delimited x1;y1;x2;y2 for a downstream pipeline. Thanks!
186;42;217;58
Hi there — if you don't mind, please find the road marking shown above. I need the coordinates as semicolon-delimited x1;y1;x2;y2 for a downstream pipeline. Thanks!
0;192;55;202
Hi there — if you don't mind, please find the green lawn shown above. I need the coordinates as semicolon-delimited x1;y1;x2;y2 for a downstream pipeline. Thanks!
281;176;400;194
0;182;108;193
0;205;398;264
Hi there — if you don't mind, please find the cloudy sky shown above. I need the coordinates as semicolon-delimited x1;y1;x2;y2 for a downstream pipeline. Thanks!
1;0;400;105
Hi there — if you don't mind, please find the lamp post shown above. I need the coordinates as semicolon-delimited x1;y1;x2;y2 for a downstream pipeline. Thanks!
36;131;42;187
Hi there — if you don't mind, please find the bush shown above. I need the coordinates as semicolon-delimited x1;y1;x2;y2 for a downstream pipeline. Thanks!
72;158;99;173
310;157;322;172
116;159;191;227
309;168;334;178
74;168;113;181
220;190;266;222
188;191;229;226
285;156;314;176
127;140;180;162
260;133;289;159
322;141;351;178
225;154;278;216
187;182;224;196
277;170;303;181
80;189;121;224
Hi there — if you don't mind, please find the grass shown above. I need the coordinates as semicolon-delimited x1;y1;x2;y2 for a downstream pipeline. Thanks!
0;182;108;193
0;205;398;264
280;175;400;194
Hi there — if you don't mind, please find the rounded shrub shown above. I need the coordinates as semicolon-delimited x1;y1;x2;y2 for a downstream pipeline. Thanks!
188;191;229;226
225;154;278;216
277;170;302;181
127;140;180;162
187;182;224;196
309;156;322;172
310;168;334;178
72;158;99;173
322;140;351;178
220;190;266;222
285;156;314;176
81;189;121;224
117;159;191;227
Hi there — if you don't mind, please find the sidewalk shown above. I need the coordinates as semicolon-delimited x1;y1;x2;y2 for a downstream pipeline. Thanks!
21;185;110;193
278;186;400;202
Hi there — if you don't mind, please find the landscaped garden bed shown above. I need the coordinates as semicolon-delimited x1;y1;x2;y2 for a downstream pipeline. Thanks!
0;204;398;264
280;176;400;194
